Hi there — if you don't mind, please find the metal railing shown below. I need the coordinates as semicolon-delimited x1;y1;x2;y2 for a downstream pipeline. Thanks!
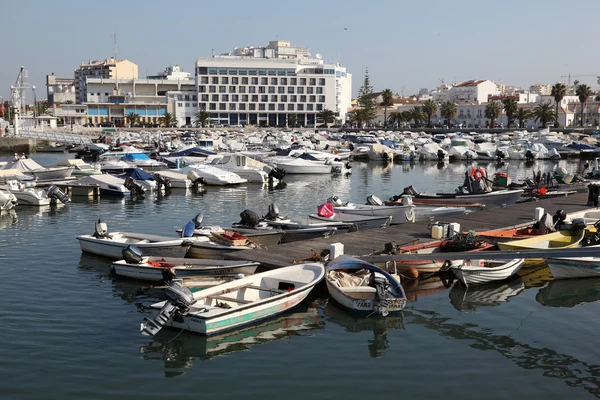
17;130;93;144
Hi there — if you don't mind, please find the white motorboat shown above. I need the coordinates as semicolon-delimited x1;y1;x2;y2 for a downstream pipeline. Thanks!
153;170;192;189
119;153;168;171
419;143;448;161
326;256;406;315
450;258;525;287
6;158;74;180
2;180;70;206
72;175;131;196
308;211;391;230
270;157;332;174
57;159;99;176
0;189;17;210
329;195;415;224
205;153;271;183
179;164;247;186
545;256;600;279
140;263;325;336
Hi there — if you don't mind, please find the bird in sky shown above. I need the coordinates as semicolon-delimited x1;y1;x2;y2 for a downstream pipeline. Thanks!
344;27;348;30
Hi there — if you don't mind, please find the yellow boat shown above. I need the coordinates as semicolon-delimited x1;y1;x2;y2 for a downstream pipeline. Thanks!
497;229;586;266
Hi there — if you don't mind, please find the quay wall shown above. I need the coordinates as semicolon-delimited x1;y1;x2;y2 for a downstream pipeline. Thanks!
0;138;36;154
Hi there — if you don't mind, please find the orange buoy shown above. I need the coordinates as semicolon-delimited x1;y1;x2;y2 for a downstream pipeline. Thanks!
406;266;419;279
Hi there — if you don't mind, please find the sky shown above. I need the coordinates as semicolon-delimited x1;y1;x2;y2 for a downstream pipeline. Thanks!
1;0;599;102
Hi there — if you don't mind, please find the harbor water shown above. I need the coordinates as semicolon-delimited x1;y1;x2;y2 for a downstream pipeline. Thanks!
1;153;598;399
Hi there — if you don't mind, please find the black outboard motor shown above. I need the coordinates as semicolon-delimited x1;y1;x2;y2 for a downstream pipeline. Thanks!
525;150;535;162
45;185;70;205
495;149;506;161
122;245;143;264
268;167;286;181
372;272;392;317
192;212;204;229
154;173;171;192
264;203;280;220
124;177;145;195
186;170;206;191
93;218;108;238
140;280;197;336
437;149;445;162
239;209;260;227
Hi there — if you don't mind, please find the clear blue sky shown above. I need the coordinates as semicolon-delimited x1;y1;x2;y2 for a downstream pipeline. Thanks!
1;0;599;102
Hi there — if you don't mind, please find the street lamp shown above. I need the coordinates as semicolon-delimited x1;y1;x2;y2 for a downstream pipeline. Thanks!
32;85;37;127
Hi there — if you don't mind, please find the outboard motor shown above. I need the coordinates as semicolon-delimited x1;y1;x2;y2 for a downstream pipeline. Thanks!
140;280;197;336
495;149;506;161
437;149;445;162
192;213;204;229
154;173;171;192
366;194;383;206
45;185;70;205
525;150;535;162
93;218;108;238
239;209;260;227
122;245;143;264
264;203;280;220
327;196;344;207
402;185;418;197
124;177;145;195
372;272;392;317
187;170;205;191
268;167;286;181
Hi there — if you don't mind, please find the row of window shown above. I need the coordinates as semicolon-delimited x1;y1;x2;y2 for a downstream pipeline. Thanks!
200;103;324;112
199;94;326;103
199;85;325;95
197;67;297;76
177;103;197;108
198;76;326;86
170;95;198;101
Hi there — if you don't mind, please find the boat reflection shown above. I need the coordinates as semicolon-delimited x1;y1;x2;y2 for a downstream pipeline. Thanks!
449;277;525;311
536;278;600;308
519;264;553;288
403;275;449;302
323;301;405;358
140;304;323;377
0;209;18;230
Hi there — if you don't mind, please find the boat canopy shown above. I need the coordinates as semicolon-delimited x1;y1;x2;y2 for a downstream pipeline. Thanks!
169;147;216;157
117;168;155;181
121;153;151;162
326;255;403;291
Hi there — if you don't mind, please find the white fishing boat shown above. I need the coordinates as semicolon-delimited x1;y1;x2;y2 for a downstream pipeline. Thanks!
329;195;415;224
309;212;392;230
72;175;130;196
545;256;600;279
179;164;247;186
326;256;406;315
450;258;525;287
6;158;74;180
0;189;17;210
186;240;256;259
77;219;199;259
111;248;259;282
141;263;325;336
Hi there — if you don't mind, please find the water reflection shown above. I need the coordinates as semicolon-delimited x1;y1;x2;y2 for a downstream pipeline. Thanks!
449;277;525;312
403;275;449;302
323;301;405;358
519;265;553;288
140;304;324;377
0;209;18;231
405;308;600;398
536;278;600;308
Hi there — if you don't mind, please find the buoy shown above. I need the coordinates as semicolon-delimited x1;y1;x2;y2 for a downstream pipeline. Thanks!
406;266;419;279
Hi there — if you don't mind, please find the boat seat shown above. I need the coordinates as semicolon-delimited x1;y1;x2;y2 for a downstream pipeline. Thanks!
339;286;377;293
208;294;251;304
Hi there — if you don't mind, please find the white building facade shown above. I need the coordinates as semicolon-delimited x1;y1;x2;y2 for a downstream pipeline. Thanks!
194;40;352;127
444;80;500;105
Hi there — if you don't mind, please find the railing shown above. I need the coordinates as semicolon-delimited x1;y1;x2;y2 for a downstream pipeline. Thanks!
17;130;93;144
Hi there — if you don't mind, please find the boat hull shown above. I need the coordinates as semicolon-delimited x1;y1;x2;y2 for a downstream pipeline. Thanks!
414;189;524;208
111;261;259;282
77;235;190;259
334;205;415;224
546;258;600;279
30;166;74;180
451;259;524;287
325;281;406;313
186;242;253;259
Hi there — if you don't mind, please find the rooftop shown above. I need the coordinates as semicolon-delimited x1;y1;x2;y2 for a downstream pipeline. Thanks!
455;80;487;87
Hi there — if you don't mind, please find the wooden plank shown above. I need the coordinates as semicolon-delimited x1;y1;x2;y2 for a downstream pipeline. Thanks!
208;295;251;304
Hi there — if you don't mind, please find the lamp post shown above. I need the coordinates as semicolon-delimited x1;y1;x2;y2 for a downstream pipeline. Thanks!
32;85;37;127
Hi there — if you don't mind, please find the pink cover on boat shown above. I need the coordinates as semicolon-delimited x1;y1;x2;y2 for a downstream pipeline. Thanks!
317;203;335;218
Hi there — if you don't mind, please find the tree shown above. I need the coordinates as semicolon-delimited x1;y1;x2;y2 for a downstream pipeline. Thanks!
288;113;298;127
501;98;518;128
440;101;457;126
421;99;438;128
317;109;335;127
595;94;600;102
126;112;139;127
387;111;404;128
515;108;532;129
194;110;211;127
35;101;48;117
407;107;424;126
356;68;377;125
533;102;556;128
484;102;503;128
551;83;567;127
576;84;592;126
380;88;394;128
160;112;175;127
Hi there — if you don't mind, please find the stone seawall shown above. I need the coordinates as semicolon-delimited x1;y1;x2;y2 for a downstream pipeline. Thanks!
0;138;36;154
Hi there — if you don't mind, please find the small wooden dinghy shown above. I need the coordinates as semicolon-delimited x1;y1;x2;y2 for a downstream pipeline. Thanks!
476;227;539;240
141;263;324;336
111;246;260;282
497;229;585;251
325;256;406;315
450;258;525;287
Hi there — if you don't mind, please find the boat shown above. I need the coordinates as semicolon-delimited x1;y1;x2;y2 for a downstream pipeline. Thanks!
476;227;540;240
179;164;247;186
186;239;256;259
152;170;192;189
140;263;325;336
496;229;585;251
57;159;99;176
111;249;260;282
325;256;406;315
449;277;525;311
0;189;17;210
119;153;167;171
72;175;131;197
116;168;157;192
269;156;332;174
402;185;524;209
450;258;525;287
328;195;415;224
77;219;198;259
545;256;600;279
3;180;52;206
535;278;600;307
5;158;74;180
205;153;272;183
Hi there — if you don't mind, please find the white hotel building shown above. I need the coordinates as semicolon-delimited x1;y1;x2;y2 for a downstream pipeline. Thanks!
194;40;352;127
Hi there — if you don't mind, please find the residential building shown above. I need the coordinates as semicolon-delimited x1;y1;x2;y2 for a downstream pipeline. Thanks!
195;40;352;127
74;57;138;103
46;73;75;107
444;80;499;105
529;84;552;96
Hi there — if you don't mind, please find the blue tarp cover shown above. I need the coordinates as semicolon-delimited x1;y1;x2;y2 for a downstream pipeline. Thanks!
117;168;154;181
121;153;151;161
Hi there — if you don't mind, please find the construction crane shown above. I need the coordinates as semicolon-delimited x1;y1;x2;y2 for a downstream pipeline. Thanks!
560;73;600;86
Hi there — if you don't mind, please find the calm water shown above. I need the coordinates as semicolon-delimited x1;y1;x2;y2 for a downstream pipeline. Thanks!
0;153;598;399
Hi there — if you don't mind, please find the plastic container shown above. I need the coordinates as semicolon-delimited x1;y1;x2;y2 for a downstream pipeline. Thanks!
431;225;444;239
448;222;461;237
535;207;545;221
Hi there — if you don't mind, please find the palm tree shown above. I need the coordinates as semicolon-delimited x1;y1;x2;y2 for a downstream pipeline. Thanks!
533;103;556;128
551;83;567;127
407;106;424;127
595;95;600;102
501;98;518;128
317;109;336;127
440;101;457;127
388;111;407;128
421;100;438;128
288;114;298;128
126;112;139;127
194;110;211;127
515;108;532;129
160;112;175;127
380;89;394;128
484;102;503;128
576;84;592;126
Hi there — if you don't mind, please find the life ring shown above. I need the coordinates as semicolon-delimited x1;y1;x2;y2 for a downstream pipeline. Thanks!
471;167;485;180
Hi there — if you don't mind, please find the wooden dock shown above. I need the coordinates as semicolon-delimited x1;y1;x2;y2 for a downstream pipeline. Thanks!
225;192;594;268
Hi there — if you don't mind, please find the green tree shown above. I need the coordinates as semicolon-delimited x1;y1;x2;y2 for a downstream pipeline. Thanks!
356;68;377;125
288;113;298;127
126;112;139;127
35;101;48;117
317;109;336;127
576;84;592;126
380;88;394;128
421;99;438;128
533;102;556;128
501;98;518;128
551;83;567;127
407;106;424;126
484;101;503;128
387;111;404;128
194;110;211;127
515;108;532;129
440;101;457;126
160;112;175;127
595;94;600;101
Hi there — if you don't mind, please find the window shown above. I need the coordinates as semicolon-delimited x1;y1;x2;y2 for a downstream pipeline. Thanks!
248;69;257;76
270;78;277;85
319;96;325;103
186;102;190;108
307;87;314;94
242;95;249;102
218;69;227;75
219;86;226;93
259;86;266;94
219;103;226;110
199;85;206;93
201;94;208;101
268;87;275;94
288;87;294;94
212;94;218;101
261;95;268;102
316;87;323;94
316;104;323;111
297;87;304;94
239;86;246;94
268;104;275;111
200;77;208;84
270;95;277;102
290;78;297;85
291;95;297;102
232;77;239;85
309;78;316;85
209;86;216;93
211;77;218;84
221;77;228;84
299;78;306;85
241;77;249;84
221;94;229;101
260;77;268;85
185;95;190;101
267;69;276;76
307;104;313;111
288;104;294;111
319;78;325;86
280;78;287;85
278;104;285;111
309;95;316;103
299;95;306;103
252;95;259;102
249;103;256;110
229;103;236;110
192;95;197;101
232;95;239;102
239;103;246;111
297;104;304;111
209;103;216;110
177;102;183;107
278;87;285;94
251;77;259;85
281;95;287;102
248;86;256;94
229;86;236;93
259;104;266;110
238;70;247;75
